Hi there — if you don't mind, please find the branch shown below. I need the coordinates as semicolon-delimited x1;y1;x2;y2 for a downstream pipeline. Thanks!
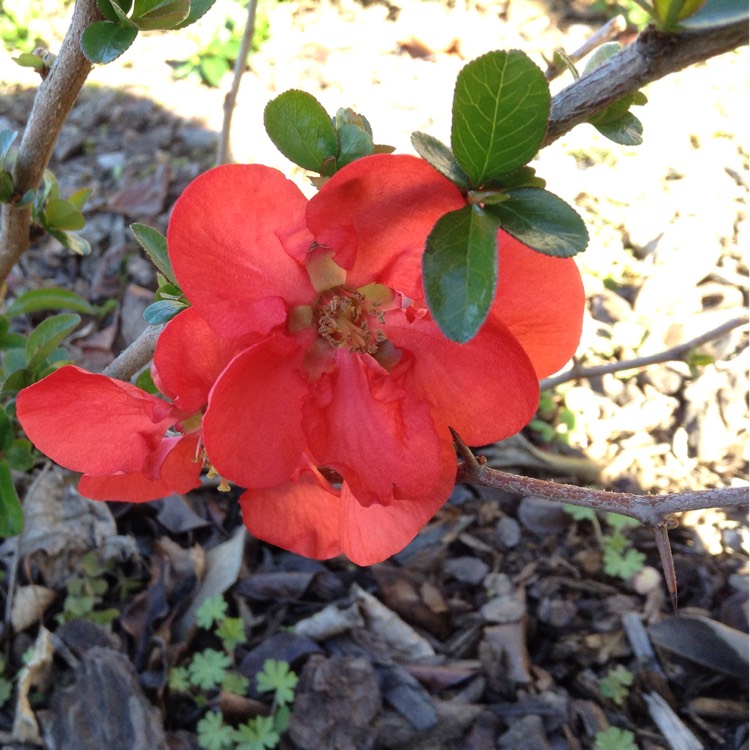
452;430;747;527
544;19;749;147
0;0;101;284
217;0;259;165
541;314;749;390
102;323;165;380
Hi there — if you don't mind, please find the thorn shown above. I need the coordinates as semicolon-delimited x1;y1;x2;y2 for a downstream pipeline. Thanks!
652;523;678;613
449;427;480;470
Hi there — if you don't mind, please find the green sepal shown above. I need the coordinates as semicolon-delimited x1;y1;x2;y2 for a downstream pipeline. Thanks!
411;132;470;191
5;287;96;317
81;21;139;64
423;204;500;343
130;223;177;285
451;50;550;186
485;187;588;258
0;459;24;538
264;90;339;173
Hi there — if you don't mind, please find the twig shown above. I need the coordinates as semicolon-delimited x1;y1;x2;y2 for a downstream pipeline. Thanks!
452;429;748;526
544;15;628;81
541;314;749;390
544;20;749;148
102;323;165;380
0;0;101;284
217;0;259;165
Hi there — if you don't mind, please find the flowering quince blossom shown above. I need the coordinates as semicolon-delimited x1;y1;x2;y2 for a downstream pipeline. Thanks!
16;153;584;565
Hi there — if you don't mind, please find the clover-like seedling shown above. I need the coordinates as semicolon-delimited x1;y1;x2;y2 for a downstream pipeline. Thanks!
598;665;634;706
594;726;638;750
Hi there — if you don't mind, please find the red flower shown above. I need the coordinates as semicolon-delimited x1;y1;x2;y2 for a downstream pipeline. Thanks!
159;154;584;564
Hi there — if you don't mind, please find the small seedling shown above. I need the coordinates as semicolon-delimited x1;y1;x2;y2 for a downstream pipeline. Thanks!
598;665;634;706
170;596;298;750
565;507;646;581
528;389;577;446
56;551;120;625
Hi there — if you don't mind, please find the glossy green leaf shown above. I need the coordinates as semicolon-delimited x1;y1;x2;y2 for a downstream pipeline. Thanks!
44;198;85;231
593;111;644;146
423;204;500;343
411;132;470;190
67;188;93;211
264;90;339;173
25;313;80;373
451;50;550;186
0;459;24;537
130;223;176;285
96;0;133;23
336;124;374;169
81;21;139;64
677;0;747;27
175;0;216;28
0;130;18;163
486;188;588;258
5;287;95;317
132;0;189;29
143;299;187;325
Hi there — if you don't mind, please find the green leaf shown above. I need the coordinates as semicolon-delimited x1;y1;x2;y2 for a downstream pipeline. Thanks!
0;459;24;537
451;50;550;186
196;711;235;750
485;187;588;258
336;124;374;169
174;0;216;28
264;90;339;173
222;671;250;695
6;439;34;472
677;0;747;28
256;659;298;706
594;727;638;750
132;0;190;29
563;504;597;522
67;188;93;211
410;132;470;190
196;595;228;629
0;676;12;709
0;130;18;163
0;171;13;203
25;313;80;374
188;649;231;691
81;21;139;64
135;367;158;394
48;229;91;256
593;111;644;146
598;665;634;705
603;545;646;579
130;223;176;284
605;512;640;531
143;299;187;325
423;204;499;343
654;0;705;28
581;42;622;76
235;715;280;750
96;0;134;23
13;53;44;71
43;199;85;232
6;287;95;317
168;666;191;692
200;55;229;87
217;616;246;651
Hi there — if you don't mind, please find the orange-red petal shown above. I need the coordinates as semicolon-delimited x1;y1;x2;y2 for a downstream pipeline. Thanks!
167;164;316;338
491;232;584;378
304;350;442;504
306;154;464;300
16;365;175;475
385;312;539;446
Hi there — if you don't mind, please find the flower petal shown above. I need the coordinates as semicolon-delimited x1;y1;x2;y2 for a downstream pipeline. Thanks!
16;366;175;475
385;311;539;446
307;154;464;299
304;351;442;504
154;307;247;413
203;332;310;488
239;468;343;560
78;433;202;502
339;435;457;565
168;164;316;338
491;232;584;377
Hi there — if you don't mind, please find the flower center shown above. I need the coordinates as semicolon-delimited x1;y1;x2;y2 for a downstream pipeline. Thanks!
314;286;385;354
